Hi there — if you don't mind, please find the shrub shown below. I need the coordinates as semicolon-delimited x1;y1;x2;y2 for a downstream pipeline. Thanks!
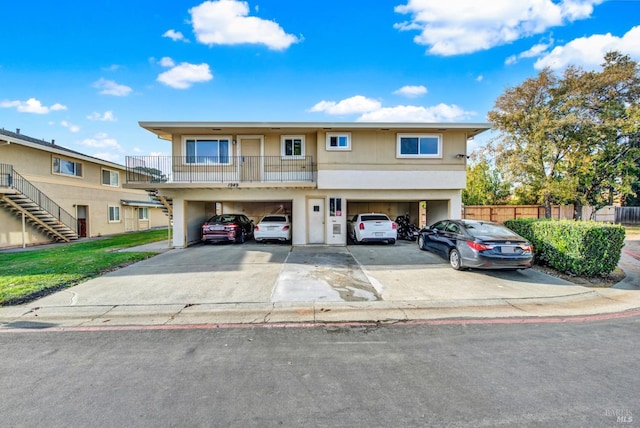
504;219;625;276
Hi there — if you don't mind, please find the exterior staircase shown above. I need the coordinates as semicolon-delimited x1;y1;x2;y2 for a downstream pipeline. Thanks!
147;189;173;217
0;164;78;242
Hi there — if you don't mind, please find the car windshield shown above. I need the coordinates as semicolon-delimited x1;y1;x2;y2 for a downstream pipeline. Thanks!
261;216;287;223
207;215;238;223
361;215;390;221
463;222;516;237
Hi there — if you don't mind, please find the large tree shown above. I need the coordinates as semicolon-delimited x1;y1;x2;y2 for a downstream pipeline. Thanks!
487;52;640;218
462;154;510;205
487;69;576;217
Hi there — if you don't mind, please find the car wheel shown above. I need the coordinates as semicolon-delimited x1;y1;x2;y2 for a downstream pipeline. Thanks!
417;235;426;250
449;249;463;270
235;230;245;244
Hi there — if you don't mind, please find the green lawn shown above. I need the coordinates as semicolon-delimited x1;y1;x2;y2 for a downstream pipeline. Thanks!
0;229;169;305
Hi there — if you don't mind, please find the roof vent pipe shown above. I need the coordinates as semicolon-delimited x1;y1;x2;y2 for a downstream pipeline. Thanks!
16;128;20;134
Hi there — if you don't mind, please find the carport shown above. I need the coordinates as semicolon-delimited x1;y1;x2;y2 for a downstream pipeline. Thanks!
184;199;293;245
346;199;450;229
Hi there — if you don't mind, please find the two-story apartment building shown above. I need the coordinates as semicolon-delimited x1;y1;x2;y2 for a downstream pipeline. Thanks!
0;128;168;249
126;122;491;248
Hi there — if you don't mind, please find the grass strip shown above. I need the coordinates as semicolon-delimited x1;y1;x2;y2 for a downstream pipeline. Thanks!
0;228;169;305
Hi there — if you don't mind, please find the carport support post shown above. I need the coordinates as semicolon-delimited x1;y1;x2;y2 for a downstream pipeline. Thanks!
22;211;26;248
450;193;463;220
172;198;186;248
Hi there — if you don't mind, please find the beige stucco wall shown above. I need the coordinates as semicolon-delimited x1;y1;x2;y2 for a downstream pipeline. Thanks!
0;209;52;248
149;126;472;247
1;143;166;248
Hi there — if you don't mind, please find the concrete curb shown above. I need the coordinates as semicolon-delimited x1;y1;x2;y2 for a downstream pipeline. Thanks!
3;289;640;331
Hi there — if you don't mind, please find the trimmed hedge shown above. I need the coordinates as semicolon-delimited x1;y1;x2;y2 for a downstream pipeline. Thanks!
504;219;625;276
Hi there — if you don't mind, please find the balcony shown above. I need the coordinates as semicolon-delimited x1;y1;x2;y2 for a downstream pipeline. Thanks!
125;156;315;187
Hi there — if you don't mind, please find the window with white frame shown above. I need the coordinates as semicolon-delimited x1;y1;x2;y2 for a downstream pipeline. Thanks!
185;137;231;164
396;134;442;158
138;207;149;220
101;169;120;187
326;133;351;151
53;157;83;177
281;136;305;158
108;206;120;222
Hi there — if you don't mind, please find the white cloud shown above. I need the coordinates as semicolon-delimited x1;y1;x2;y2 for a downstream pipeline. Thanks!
163;29;189;42
93;78;133;96
309;94;474;122
506;40;554;65
394;85;428;98
157;61;213;89
87;111;117;122
60;121;80;133
534;25;640;70
189;0;300;50
80;133;124;157
309;95;382;115
394;0;603;55
0;98;67;114
91;152;122;163
357;104;474;122
159;57;176;67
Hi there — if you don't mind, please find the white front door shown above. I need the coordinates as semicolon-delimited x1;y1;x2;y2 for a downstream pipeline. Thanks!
124;207;137;232
240;138;261;182
307;198;325;244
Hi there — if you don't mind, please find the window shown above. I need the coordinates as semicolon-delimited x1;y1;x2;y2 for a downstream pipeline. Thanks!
101;169;119;187
138;207;149;220
185;137;231;164
108;206;120;222
397;134;442;158
281;136;305;158
53;157;83;177
329;197;342;216
326;133;351;151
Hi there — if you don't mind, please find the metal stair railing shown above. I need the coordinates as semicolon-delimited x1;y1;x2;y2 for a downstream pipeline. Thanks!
0;163;77;234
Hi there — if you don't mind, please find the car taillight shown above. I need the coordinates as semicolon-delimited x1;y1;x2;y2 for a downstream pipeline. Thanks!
359;222;365;230
254;225;260;231
282;225;290;231
467;241;493;251
224;224;237;232
520;244;533;253
392;223;397;229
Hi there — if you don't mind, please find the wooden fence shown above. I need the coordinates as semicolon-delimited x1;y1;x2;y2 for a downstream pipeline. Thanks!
616;207;640;224
463;205;640;224
462;205;575;223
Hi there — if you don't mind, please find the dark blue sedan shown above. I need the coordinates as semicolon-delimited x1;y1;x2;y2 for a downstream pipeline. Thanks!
417;219;533;270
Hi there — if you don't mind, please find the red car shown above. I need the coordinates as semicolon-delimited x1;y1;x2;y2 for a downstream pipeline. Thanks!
201;214;254;244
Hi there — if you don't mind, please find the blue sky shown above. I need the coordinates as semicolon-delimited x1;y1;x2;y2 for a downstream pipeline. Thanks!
1;0;639;164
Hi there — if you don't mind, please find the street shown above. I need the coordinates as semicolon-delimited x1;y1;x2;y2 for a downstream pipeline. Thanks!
1;317;639;427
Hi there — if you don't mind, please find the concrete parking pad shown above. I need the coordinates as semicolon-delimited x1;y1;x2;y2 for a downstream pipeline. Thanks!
1;238;639;329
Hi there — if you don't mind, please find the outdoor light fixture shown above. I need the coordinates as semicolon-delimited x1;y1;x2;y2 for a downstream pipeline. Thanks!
455;153;469;159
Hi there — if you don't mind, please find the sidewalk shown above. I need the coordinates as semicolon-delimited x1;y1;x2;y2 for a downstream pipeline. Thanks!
1;239;639;330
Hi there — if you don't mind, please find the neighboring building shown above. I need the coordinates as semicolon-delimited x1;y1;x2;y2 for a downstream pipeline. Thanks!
126;121;491;248
0;128;168;249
